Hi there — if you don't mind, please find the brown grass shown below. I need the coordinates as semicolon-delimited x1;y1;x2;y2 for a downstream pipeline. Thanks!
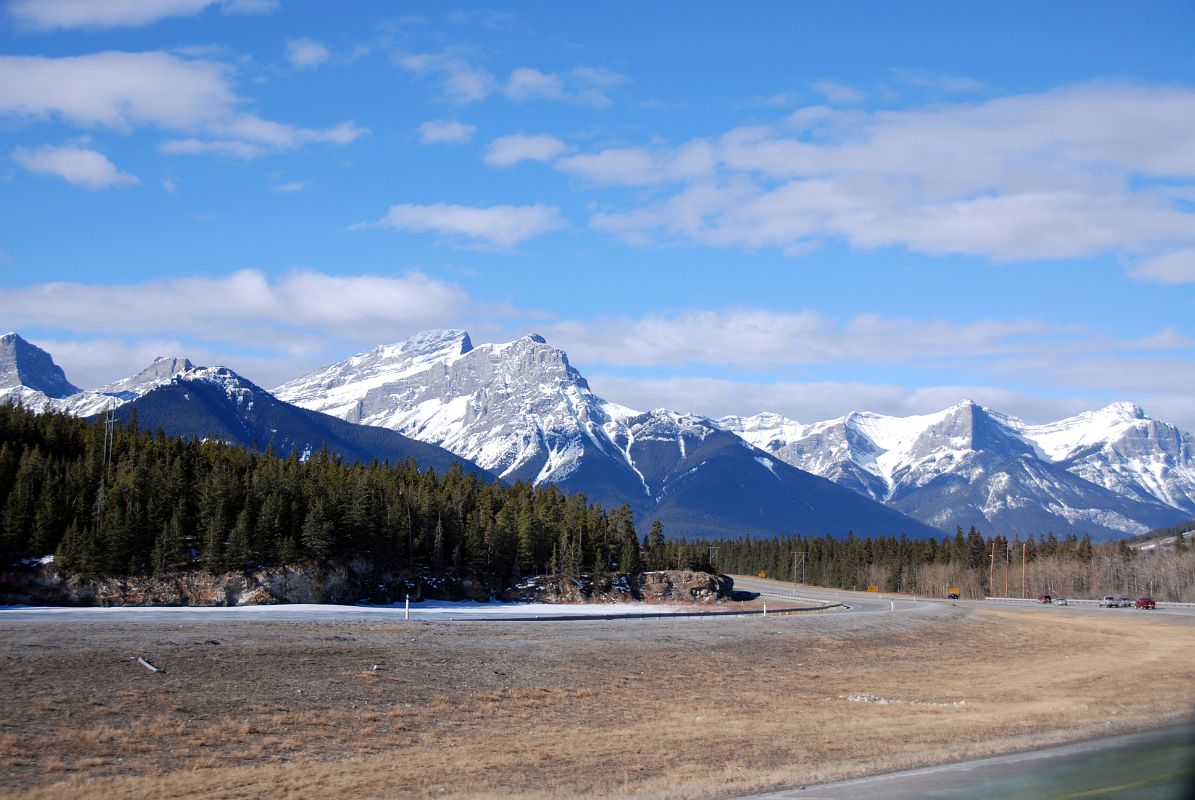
0;607;1193;799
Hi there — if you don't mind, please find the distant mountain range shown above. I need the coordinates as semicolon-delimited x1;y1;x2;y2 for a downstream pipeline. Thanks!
720;402;1193;541
4;329;1193;541
0;333;490;480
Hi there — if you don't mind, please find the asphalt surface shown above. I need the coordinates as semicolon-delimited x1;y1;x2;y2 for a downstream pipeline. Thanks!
741;723;1195;800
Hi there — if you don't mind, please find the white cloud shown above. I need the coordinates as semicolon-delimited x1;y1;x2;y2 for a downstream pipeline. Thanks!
1129;249;1195;285
286;38;330;71
0;52;366;158
0;269;469;348
586;374;1099;428
395;54;626;108
579;82;1195;266
503;66;627;109
505;67;564;102
396;52;496;103
8;0;277;30
889;68;983;94
484;134;566;166
556;140;715;187
12;144;138;189
418;119;476;144
546;309;1054;368
810;80;866;104
363;203;565;247
272;180;307;192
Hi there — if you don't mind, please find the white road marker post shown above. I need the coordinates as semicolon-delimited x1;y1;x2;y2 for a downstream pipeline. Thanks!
404;594;410;621
763;601;767;618
890;600;895;612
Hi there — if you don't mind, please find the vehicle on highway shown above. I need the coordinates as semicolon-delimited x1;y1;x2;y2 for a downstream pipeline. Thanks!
1100;595;1120;608
1118;596;1133;607
1039;594;1052;604
1136;597;1156;609
1054;597;1067;606
947;586;960;599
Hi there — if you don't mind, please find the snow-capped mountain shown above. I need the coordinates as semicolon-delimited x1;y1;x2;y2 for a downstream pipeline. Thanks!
111;363;493;478
721;401;1193;540
0;332;80;407
0;334;194;416
0;333;487;477
276;330;941;538
1017;403;1195;514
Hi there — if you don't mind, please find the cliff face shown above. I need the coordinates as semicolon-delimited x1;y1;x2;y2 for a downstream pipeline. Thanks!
0;564;729;607
507;570;730;604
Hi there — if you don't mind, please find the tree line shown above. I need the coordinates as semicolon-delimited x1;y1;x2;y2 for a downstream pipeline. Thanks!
0;403;668;585
672;527;1195;602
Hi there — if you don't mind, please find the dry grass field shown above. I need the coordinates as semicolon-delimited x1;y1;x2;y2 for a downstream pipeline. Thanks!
1;604;1193;799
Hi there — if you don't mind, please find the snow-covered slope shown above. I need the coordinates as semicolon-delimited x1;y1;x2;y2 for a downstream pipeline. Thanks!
0;334;195;417
112;363;492;477
1018;403;1195;514
276;330;941;538
721;401;1193;539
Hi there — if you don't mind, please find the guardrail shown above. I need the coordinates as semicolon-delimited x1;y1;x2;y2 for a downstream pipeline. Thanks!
462;601;844;623
985;596;1195;609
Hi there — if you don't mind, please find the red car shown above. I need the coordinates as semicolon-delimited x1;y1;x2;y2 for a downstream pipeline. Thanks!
1038;594;1052;604
1135;597;1156;609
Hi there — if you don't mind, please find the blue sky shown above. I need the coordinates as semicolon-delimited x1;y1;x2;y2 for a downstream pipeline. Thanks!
2;0;1195;430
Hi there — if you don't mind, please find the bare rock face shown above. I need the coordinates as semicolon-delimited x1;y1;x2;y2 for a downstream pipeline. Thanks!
505;570;729;604
638;570;728;603
1;563;729;608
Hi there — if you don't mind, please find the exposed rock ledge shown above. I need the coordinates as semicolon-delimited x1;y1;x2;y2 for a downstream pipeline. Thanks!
0;563;729;607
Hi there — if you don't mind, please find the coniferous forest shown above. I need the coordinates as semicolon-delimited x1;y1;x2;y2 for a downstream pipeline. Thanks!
3;401;1193;601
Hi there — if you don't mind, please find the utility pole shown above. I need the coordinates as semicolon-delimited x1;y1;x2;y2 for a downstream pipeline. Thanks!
1004;543;1009;597
989;540;996;596
95;401;116;523
793;551;806;585
708;546;719;568
1022;542;1027;598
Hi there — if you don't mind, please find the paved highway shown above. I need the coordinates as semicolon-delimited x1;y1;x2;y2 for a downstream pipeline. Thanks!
740;723;1195;800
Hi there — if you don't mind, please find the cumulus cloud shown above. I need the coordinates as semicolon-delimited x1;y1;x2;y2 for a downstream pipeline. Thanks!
395;52;496;103
362;203;565;247
577;82;1195;269
546;309;1054;368
810;80;866;104
418;119;476;144
484;134;566;166
504;66;627;108
8;0;277;31
1129;248;1195;285
586;374;1100;428
286;38;330;70
394;53;627;108
0;52;366;158
556;140;715;186
0;269;469;348
12;144;138;189
550;307;1195;432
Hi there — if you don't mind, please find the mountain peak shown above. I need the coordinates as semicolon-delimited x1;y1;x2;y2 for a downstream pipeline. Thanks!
1101;401;1146;420
525;333;548;345
0;332;80;399
399;329;473;360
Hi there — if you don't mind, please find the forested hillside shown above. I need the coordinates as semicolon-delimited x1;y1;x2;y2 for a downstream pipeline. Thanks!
0;403;649;584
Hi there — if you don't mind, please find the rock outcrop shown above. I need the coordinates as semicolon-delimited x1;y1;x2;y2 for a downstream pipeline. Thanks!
0;564;729;607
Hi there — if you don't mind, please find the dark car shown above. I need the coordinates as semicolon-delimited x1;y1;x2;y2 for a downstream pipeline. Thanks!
1135;597;1156;609
1038;594;1052;604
